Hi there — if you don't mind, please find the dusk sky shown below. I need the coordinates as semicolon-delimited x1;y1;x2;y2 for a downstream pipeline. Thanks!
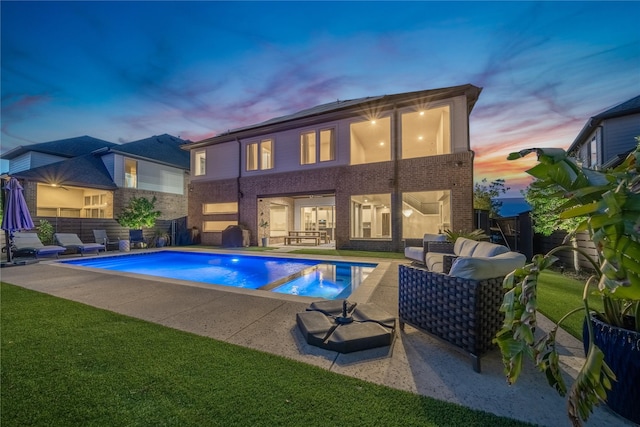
2;1;639;196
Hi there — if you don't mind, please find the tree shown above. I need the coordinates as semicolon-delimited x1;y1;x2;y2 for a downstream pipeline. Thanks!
473;178;509;218
116;196;161;230
524;181;586;272
523;182;584;236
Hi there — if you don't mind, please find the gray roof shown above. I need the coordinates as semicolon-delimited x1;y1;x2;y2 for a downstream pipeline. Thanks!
106;134;190;170
10;153;117;190
1;135;117;160
186;84;481;148
568;95;640;153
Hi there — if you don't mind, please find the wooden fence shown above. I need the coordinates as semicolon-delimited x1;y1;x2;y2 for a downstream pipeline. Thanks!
533;230;598;271
31;216;188;247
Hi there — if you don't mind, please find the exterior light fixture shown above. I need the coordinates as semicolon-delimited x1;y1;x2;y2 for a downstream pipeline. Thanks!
403;209;413;218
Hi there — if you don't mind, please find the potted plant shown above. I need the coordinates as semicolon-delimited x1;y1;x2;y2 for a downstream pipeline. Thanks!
116;196;161;249
152;228;169;248
443;228;489;242
259;216;269;247
36;219;54;245
494;140;640;425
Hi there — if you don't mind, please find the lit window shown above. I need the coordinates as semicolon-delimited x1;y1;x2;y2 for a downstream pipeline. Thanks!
319;129;335;162
124;158;137;188
401;191;450;238
247;139;273;171
401;106;450;159
203;220;238;232
203;202;238;214
350;117;391;165
300;131;316;164
247;143;258;171
350;194;392;238
261;139;273;170
195;151;206;176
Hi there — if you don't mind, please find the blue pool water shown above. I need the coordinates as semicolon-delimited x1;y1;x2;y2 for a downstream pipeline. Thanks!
61;251;377;300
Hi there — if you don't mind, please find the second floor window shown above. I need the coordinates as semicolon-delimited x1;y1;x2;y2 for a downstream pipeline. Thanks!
301;128;335;165
124;158;137;188
401;106;451;159
300;131;316;164
247;139;273;171
195;151;206;176
350;117;391;165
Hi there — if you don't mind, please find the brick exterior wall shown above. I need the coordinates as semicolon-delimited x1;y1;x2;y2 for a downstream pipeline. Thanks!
189;151;475;251
17;175;189;242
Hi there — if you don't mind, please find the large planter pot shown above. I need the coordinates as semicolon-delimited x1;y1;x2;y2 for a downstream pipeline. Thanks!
119;240;130;252
261;237;269;247
583;314;640;424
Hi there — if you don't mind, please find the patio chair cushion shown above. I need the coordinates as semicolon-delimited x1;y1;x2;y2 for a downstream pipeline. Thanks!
425;252;445;271
422;233;446;244
448;251;527;281
404;233;447;264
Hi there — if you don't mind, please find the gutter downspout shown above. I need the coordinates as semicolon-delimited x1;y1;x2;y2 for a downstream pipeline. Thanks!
392;103;401;252
236;138;243;221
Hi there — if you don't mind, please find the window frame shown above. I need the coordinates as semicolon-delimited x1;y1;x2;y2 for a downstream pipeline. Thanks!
350;193;392;239
124;158;138;188
300;131;316;165
246;139;274;171
194;150;206;176
400;104;452;160
300;127;336;165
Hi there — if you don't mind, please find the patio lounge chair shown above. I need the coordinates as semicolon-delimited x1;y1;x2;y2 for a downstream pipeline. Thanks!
398;238;526;372
93;229;119;251
54;233;105;256
129;229;147;249
12;232;67;259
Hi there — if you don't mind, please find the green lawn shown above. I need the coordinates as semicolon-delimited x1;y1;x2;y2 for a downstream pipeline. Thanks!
1;282;531;427
536;270;603;340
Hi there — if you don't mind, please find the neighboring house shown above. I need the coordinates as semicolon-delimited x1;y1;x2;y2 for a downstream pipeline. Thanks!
538;94;640;271
183;84;482;251
1;134;191;231
567;94;640;169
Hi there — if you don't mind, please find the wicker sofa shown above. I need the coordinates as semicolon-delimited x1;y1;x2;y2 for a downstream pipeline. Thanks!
404;233;449;265
398;238;526;372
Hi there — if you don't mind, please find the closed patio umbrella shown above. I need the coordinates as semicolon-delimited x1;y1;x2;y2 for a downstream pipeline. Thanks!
1;177;35;263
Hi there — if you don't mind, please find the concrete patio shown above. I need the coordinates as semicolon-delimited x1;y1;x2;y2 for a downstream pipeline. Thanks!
0;248;633;427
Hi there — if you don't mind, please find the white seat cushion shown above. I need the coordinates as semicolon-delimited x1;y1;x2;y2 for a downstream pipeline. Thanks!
404;246;424;263
470;241;509;257
448;252;527;280
425;252;445;272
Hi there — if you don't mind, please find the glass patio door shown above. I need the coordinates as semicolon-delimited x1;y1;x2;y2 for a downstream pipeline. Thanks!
300;205;335;241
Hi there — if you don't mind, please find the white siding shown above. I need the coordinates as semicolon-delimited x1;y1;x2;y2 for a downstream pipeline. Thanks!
113;155;125;187
137;160;184;194
114;154;184;194
101;153;116;180
8;153;32;174
8;151;66;174
450;95;470;153
196;92;472;179
602;114;640;164
193;143;239;180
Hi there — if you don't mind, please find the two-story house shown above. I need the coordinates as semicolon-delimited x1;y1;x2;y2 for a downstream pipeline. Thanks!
1;134;190;241
567;94;640;169
183;84;481;251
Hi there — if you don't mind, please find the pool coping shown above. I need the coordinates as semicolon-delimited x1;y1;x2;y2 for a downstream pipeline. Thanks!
50;247;392;305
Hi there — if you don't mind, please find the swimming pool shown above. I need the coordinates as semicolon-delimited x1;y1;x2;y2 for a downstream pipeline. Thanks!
61;251;377;300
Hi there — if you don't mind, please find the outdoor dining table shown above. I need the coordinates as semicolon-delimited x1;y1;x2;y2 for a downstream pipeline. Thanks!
285;230;328;245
